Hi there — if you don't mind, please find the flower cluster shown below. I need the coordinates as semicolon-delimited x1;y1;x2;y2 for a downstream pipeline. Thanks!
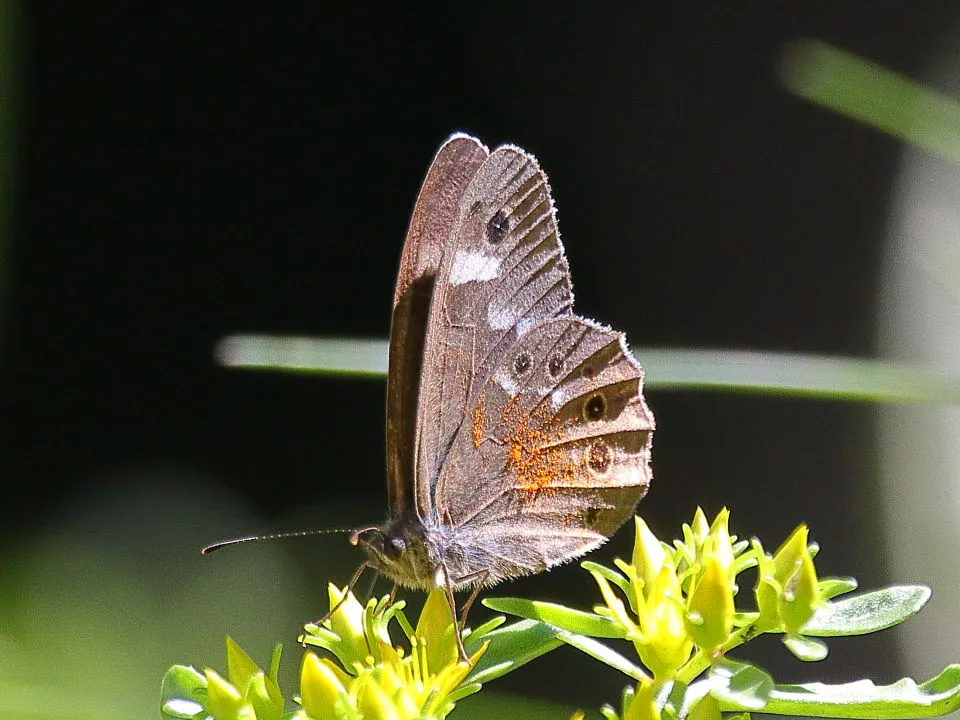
297;586;486;720
590;508;824;719
163;585;486;720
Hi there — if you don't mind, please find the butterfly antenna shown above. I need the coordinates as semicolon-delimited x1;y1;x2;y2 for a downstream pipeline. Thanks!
201;527;351;555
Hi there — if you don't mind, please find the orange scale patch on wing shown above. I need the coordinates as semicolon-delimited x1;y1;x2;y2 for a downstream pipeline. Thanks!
471;393;486;448
499;395;579;492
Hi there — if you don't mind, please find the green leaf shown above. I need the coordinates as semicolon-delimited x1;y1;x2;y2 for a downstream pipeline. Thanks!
819;576;859;601
445;681;483;705
555;630;648;682
160;665;207;720
582;560;632;597
482;596;625;638
708;659;774;711
802;585;930;637
268;644;282;685
463;614;506;642
759;665;960;718
783;633;829;661
465;619;564;685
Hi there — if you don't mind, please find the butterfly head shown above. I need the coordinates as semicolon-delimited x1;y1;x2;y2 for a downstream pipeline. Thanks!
351;518;439;590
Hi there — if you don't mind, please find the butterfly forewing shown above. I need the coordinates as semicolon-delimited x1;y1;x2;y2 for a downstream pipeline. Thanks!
414;146;574;514
387;134;489;519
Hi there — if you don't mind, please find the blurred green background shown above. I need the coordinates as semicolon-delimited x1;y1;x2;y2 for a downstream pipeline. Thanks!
3;5;960;719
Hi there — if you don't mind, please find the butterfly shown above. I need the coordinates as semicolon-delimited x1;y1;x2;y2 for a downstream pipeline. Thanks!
350;133;655;657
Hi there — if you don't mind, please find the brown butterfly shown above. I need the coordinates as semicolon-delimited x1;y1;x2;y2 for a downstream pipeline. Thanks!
351;133;655;657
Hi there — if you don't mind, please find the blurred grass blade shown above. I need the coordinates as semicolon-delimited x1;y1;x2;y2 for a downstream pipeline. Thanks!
215;335;388;376
639;348;960;402
781;38;960;162
215;334;960;403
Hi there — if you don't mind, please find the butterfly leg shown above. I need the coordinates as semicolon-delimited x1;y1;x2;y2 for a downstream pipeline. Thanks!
313;561;372;626
445;569;490;662
441;581;471;662
455;570;490;628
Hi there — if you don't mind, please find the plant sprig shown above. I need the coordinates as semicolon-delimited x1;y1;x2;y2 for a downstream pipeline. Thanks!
160;509;960;720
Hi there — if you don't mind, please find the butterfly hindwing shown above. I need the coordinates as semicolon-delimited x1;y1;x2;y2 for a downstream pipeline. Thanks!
433;315;654;582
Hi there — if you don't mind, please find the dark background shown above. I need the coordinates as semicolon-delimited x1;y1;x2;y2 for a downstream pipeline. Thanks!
3;3;956;714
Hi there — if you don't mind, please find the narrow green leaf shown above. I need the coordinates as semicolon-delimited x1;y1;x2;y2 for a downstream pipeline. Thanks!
268;644;282;685
465;619;564;685
758;665;960;718
445;681;483;705
555;630;648;682
482;596;625;638
819;576;859;601
708;659;774;711
803;585;930;637
783;633;829;661
463;614;506;642
582;560;632;596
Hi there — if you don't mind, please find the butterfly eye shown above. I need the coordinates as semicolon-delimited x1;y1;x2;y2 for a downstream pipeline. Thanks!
548;353;564;377
383;535;406;560
513;352;531;375
587;442;611;474
487;210;509;244
583;394;607;421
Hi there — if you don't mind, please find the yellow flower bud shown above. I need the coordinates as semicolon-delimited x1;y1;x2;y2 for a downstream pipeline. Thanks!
686;555;734;652
325;584;369;667
773;525;821;633
299;652;348;720
632;516;667;594
357;675;402;720
635;563;693;680
691;507;710;546
779;546;820;633
204;668;249;720
708;508;734;575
